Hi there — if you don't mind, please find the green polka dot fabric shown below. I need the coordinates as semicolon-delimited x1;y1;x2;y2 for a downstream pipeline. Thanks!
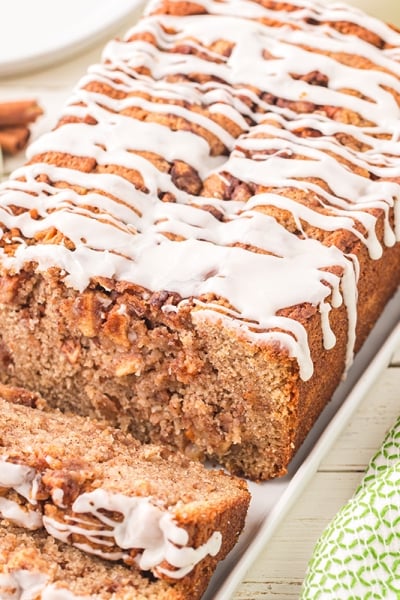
301;417;400;599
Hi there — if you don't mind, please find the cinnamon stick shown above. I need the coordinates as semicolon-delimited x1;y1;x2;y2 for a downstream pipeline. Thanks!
0;99;43;127
0;126;30;155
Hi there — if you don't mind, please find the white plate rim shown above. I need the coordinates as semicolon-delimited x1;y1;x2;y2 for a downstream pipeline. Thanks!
0;0;144;78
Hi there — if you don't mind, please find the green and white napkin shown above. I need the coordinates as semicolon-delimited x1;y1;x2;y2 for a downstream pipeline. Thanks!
301;416;400;599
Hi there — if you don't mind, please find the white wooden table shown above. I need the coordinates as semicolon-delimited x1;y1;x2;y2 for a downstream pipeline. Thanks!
1;12;399;600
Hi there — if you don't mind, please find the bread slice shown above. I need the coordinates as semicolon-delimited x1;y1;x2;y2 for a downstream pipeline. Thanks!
0;395;249;599
0;523;195;599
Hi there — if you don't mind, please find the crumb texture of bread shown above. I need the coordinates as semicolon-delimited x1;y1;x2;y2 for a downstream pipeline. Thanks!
0;0;399;480
0;396;249;598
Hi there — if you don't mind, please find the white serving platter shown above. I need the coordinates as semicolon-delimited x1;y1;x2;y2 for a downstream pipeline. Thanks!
0;0;144;77
205;287;400;600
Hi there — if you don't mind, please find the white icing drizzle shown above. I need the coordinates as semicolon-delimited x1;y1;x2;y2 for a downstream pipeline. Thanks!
0;459;40;504
43;488;222;579
0;571;47;600
51;488;65;508
0;572;92;600
0;574;19;600
0;459;43;529
0;0;399;380
0;497;43;530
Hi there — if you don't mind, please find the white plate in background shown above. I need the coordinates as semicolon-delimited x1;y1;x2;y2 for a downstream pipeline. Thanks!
0;0;144;77
0;0;398;79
